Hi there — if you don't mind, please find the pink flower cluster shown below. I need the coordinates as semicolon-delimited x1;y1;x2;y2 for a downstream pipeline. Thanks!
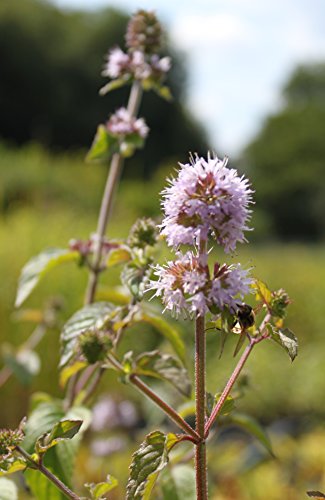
102;47;171;82
106;108;149;139
161;155;253;252
150;252;252;317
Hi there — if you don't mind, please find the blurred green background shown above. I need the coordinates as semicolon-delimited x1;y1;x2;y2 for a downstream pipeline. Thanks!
1;0;325;498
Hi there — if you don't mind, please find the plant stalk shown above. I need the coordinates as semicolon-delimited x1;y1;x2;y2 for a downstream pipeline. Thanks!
204;340;255;438
85;80;143;304
16;446;80;500
106;353;200;442
195;314;208;500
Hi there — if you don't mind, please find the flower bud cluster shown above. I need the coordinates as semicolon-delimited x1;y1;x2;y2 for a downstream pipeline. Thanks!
126;10;163;54
150;252;252;318
161;154;253;253
106;108;149;139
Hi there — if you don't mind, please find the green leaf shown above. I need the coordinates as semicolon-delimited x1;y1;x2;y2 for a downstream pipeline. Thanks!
228;413;274;455
155;85;173;101
86;124;117;163
2;346;40;385
106;247;131;267
59;361;87;388
211;393;236;417
233;332;247;357
99;77;130;95
60;302;115;368
121;265;147;301
126;431;179;500
0;477;18;500
0;457;27;476
252;279;272;306
25;453;65;500
96;286;131;305
24;402;91;497
35;420;83;454
269;326;298;361
85;475;118;499
134;350;191;397
15;248;79;307
161;465;196;500
139;311;186;365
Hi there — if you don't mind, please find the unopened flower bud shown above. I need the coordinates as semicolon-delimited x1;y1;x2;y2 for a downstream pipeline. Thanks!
128;218;158;249
126;10;163;54
79;331;112;364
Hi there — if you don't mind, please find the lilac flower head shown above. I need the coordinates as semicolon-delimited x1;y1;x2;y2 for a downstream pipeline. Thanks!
149;252;252;318
102;47;130;79
161;154;253;252
106;108;149;139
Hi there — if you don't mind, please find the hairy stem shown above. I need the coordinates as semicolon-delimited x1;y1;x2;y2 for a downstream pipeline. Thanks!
85;80;143;305
16;446;80;500
106;353;200;442
204;340;255;438
195;315;208;500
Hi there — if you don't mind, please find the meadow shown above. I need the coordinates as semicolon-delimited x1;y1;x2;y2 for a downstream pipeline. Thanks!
0;143;324;498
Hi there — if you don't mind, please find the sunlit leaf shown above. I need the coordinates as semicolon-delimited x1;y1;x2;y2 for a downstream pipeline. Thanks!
161;465;196;500
106;247;132;267
126;431;179;500
155;85;173;101
139;311;186;364
0;457;27;476
228;413;274;455
59;361;87;388
95;285;131;305
134;350;191;397
15;248;79;307
269;326;298;361
60;302;115;368
86;124;117;163
35;420;83;454
85;475;118;499
0;477;18;500
252;279;272;306
99;77;130;95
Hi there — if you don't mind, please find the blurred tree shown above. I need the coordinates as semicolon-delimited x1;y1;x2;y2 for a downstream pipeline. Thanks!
0;0;208;177
242;62;325;240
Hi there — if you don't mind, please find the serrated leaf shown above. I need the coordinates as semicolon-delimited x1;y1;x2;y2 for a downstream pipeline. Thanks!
85;475;118;499
23;401;65;452
36;420;83;454
15;248;79;307
139;311;186;365
0;477;18;500
229;413;273;455
161;465;196;500
59;361;87;388
135;350;191;397
2;346;40;385
86;124;117;163
106;247;131;267
60;302;115;368
269;326;298;362
126;431;179;500
252;279;272;306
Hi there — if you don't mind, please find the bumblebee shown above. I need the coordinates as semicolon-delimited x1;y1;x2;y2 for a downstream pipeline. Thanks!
236;304;255;329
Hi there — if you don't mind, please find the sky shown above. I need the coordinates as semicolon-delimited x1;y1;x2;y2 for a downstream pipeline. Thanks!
51;0;325;155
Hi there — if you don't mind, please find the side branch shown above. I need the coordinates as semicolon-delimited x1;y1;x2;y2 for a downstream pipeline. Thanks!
16;446;80;500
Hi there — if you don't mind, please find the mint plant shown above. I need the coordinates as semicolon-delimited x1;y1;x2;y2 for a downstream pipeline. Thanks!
0;10;298;500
